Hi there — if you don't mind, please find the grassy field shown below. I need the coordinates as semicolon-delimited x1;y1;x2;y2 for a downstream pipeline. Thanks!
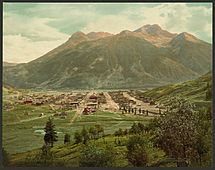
3;93;152;154
143;71;212;108
8;133;168;167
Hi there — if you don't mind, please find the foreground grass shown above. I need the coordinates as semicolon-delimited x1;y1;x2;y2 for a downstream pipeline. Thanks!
8;134;168;167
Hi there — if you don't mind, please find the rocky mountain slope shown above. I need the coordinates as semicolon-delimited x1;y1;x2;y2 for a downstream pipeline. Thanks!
3;24;212;90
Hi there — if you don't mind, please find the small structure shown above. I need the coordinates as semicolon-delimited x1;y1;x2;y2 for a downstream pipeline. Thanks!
23;100;33;104
150;100;156;105
87;102;98;109
39;113;44;117
82;107;91;115
34;101;44;106
70;102;79;108
89;95;97;100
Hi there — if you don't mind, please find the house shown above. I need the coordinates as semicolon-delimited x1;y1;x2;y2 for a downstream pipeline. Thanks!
87;102;98;109
23;100;33;104
89;95;97;100
150;100;156;105
82;107;91;115
70;102;79;108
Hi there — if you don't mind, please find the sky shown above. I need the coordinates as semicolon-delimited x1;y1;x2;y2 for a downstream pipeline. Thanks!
3;2;213;63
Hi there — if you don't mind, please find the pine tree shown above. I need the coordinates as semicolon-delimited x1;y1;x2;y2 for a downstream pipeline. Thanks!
44;117;58;147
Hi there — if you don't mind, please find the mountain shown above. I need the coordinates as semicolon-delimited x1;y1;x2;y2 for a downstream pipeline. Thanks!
168;32;212;74
3;24;212;90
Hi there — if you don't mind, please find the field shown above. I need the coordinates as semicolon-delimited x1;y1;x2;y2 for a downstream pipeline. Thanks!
2;88;154;154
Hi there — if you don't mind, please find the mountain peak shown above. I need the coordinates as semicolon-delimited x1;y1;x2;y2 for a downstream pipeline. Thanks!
134;24;162;34
67;31;88;43
134;24;176;39
119;30;132;35
70;31;86;38
143;24;162;30
174;32;200;43
87;32;113;40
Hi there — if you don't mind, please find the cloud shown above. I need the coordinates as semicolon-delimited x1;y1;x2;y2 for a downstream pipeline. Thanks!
81;3;212;43
3;34;68;63
3;12;69;41
3;10;70;63
136;3;212;41
81;15;144;34
3;3;212;63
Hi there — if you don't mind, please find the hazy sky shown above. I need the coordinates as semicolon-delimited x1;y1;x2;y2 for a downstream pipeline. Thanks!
3;3;212;63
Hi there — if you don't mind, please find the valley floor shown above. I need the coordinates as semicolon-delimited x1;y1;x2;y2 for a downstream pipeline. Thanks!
3;89;158;154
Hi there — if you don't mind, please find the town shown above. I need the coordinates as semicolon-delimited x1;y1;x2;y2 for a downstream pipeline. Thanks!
4;89;165;122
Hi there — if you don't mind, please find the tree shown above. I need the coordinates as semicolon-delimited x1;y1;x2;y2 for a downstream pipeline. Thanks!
137;123;145;133
44;117;58;147
81;126;90;145
25;145;55;166
95;124;104;138
128;107;131;113
139;108;141;114
156;97;200;166
127;135;148;167
64;133;70;144
118;128;123;136
40;145;54;164
144;117;160;132
192;107;212;166
74;131;82;144
205;82;212;101
79;142;117;167
129;122;141;134
2;148;9;166
124;128;128;136
114;128;124;138
89;126;98;139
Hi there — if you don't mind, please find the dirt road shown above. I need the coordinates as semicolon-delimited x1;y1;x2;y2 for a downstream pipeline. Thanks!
123;92;160;115
69;91;94;124
103;92;119;112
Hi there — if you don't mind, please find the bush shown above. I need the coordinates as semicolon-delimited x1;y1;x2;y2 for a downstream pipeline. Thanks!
74;131;82;144
156;97;207;166
25;145;54;166
127;135;148;167
79;142;117;167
